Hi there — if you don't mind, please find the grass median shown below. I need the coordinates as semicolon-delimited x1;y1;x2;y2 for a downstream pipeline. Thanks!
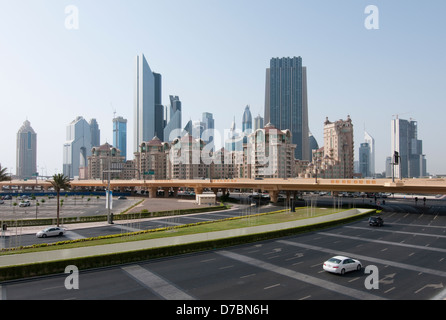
0;206;345;255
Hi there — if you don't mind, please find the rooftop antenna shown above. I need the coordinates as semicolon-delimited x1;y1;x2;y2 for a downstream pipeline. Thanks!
111;102;116;119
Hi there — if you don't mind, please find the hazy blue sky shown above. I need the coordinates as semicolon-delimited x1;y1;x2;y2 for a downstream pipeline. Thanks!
1;0;445;176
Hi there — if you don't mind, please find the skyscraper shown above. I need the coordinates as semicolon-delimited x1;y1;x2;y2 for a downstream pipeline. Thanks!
359;142;371;178
254;114;264;131
89;118;100;148
242;105;252;134
134;54;163;152
202;112;214;146
164;95;182;142
264;57;309;160
113;116;127;160
63;116;92;179
364;131;375;176
16;120;37;179
391;117;427;178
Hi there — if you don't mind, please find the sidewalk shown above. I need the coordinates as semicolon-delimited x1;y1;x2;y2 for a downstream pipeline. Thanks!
0;208;373;268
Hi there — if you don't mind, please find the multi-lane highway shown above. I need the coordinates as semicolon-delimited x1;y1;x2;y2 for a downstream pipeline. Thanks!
1;202;445;301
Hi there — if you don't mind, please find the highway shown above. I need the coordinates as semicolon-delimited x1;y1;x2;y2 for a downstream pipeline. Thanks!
1;198;445;301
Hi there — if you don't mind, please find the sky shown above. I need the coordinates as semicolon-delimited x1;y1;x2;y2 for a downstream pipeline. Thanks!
1;0;445;176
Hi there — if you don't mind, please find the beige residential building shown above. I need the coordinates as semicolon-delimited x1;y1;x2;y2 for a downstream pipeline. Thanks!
169;134;207;180
299;116;354;179
134;136;170;180
248;123;296;179
87;143;126;180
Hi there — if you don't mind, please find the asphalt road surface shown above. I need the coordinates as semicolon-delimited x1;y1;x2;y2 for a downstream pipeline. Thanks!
1;208;445;301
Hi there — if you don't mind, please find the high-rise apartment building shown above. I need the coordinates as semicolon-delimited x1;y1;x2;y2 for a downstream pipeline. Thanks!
16;120;37;179
134;54;163;152
391;117;427;178
113;116;127;160
298;116;354;179
264;57;309;160
323;116;354;178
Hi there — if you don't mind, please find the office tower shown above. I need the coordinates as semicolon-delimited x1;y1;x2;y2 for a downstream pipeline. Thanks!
113;116;127;160
89;118;100;147
154;73;164;141
364;131;375;176
63;116;92;179
391;117;427;178
264;57;309;160
254;114;264;131
242;105;252;134
202;112;214;145
359;142;371;178
134;53;163;152
164;95;182;142
16;120;37;179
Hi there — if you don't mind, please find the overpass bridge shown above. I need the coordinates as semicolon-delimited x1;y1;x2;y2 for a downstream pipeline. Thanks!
2;178;446;203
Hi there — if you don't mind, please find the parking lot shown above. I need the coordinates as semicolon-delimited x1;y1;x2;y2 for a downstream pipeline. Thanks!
0;195;140;221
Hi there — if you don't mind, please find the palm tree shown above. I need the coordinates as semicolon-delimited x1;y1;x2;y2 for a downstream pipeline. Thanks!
0;164;11;181
49;173;71;227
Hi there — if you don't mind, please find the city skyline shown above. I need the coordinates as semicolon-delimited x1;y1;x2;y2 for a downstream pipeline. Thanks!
1;1;445;176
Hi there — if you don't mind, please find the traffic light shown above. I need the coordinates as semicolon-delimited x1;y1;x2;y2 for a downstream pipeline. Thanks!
394;151;399;165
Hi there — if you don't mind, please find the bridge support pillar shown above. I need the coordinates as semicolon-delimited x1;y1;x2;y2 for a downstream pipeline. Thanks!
149;187;157;198
270;190;279;203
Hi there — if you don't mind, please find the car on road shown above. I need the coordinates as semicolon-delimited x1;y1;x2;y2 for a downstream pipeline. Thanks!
368;216;384;227
18;200;31;207
36;227;66;238
323;256;362;275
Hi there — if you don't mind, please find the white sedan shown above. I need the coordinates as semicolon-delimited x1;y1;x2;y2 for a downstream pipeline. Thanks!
36;227;66;238
323;256;362;275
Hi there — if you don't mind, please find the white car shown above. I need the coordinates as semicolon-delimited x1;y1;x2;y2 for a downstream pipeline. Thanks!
19;200;31;207
36;227;66;238
323;256;362;275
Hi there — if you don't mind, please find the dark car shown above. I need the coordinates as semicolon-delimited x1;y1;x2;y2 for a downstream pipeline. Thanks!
369;216;384;227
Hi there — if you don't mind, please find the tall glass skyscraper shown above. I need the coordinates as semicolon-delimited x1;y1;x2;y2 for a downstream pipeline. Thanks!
16;120;37;179
391;117;427;178
264;57;309;160
113;116;127;160
164;95;182;142
63;116;93;179
89;118;100;148
134;53;163;152
242;105;252;134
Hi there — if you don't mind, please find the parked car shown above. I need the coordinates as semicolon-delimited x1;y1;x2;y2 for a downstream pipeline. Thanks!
323;256;362;275
369;216;384;227
36;227;66;238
